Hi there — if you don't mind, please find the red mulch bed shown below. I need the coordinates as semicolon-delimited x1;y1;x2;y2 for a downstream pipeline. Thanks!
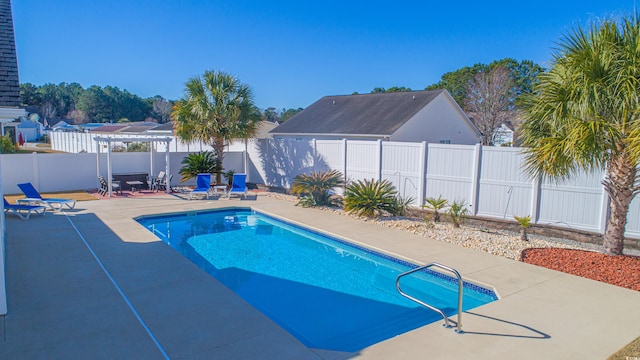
521;248;640;291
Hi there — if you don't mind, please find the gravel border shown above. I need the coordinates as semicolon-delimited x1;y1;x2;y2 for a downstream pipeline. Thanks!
259;192;620;260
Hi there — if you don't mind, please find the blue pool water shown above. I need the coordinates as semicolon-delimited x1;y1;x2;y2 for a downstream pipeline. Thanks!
137;208;497;352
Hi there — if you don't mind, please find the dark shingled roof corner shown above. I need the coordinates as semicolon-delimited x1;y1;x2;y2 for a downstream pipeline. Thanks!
0;0;21;107
270;90;445;137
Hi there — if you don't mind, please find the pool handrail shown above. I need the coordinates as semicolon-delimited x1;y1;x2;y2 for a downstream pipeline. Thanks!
395;262;464;333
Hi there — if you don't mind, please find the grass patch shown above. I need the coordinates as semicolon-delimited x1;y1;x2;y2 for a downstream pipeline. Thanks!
608;336;640;359
16;148;63;154
4;190;98;203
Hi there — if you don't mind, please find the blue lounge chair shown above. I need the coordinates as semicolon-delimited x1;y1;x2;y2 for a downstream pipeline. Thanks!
227;173;247;199
189;173;211;200
4;197;46;220
17;182;77;211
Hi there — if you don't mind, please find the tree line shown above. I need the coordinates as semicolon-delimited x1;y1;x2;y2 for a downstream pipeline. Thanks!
19;82;303;125
364;58;545;145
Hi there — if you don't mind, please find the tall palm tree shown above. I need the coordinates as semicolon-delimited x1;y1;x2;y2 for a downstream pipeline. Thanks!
172;70;261;183
520;16;640;256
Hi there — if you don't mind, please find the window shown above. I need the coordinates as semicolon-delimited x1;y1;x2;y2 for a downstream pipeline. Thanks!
439;140;451;144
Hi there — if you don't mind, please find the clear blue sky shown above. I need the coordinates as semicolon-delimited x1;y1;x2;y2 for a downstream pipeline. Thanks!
11;0;635;110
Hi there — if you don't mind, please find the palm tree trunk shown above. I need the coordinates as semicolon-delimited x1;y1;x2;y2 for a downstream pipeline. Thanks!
602;153;637;256
212;137;226;184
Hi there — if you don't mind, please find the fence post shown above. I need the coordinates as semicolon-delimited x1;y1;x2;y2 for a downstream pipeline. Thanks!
469;143;482;216
418;141;427;207
599;173;610;234
530;175;541;224
343;138;348;182
32;152;40;191
313;138;317;172
376;139;382;182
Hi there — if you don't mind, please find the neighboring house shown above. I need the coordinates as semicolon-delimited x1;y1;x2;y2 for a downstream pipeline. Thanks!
269;90;481;144
254;120;278;139
16;117;43;141
145;121;174;135
492;123;514;147
51;120;78;132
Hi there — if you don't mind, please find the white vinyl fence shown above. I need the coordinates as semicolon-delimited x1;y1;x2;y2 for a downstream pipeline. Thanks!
0;151;246;195
246;138;640;239
9;134;640;239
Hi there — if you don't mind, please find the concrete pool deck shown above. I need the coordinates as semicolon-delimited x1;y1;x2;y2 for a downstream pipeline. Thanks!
1;193;639;359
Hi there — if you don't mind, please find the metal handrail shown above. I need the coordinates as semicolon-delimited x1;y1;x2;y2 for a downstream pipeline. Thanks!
395;262;464;333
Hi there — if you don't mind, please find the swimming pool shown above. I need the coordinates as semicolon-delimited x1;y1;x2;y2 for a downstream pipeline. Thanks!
137;208;497;352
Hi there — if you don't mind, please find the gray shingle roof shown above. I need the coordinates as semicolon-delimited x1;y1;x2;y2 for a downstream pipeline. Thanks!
147;121;174;131
270;90;444;137
0;0;20;107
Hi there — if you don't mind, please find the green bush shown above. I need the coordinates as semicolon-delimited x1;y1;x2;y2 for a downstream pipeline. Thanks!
291;170;344;207
127;142;150;152
223;170;236;187
0;135;18;153
448;200;469;228
344;178;403;218
179;151;221;182
424;195;448;222
389;195;414;216
514;215;532;241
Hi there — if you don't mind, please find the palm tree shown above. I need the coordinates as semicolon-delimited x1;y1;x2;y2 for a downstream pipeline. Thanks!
178;151;221;183
424;196;448;222
520;16;640;256
290;170;344;207
172;70;261;183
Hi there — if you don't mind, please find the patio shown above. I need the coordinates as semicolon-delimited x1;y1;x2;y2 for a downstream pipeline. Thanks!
1;193;639;359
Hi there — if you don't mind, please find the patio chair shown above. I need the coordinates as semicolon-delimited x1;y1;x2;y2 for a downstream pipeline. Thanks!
148;171;165;192
157;173;173;192
98;176;122;195
16;182;77;211
4;197;46;220
189;173;211;200
227;173;247;199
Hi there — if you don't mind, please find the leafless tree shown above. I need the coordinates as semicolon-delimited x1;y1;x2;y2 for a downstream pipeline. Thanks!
465;66;515;145
41;102;57;120
68;109;88;124
152;97;173;124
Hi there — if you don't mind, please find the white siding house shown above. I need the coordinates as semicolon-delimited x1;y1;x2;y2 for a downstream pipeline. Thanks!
269;90;481;145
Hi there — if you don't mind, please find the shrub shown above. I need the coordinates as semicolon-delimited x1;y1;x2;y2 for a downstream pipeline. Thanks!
0;135;17;153
344;178;401;218
390;195;414;216
127;142;150;152
223;170;236;187
291;170;344;207
179;151;221;182
448;200;469;228
424;196;448;222
514;215;532;241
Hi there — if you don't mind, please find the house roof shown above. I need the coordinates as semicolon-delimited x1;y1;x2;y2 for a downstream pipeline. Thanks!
0;0;21;107
90;125;128;133
254;120;278;138
270;90;444;137
147;121;174;132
